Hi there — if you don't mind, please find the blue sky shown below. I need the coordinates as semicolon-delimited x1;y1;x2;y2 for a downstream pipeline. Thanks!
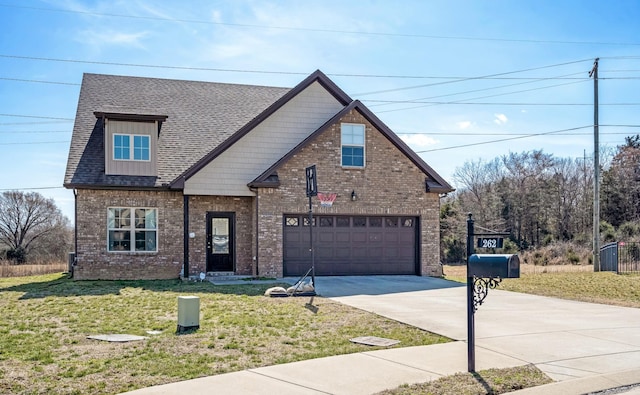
1;0;639;222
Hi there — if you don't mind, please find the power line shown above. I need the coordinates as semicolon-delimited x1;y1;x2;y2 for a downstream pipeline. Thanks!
416;126;593;153
0;120;72;125
0;141;69;145
4;3;640;47
400;131;638;136
369;79;590;111
0;54;597;82
368;72;587;108
0;77;80;86
353;59;593;96
376;101;640;108
0;130;70;133
0;113;74;121
0;186;64;191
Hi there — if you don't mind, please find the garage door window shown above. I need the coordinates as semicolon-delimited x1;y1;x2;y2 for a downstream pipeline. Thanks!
369;217;382;227
353;217;366;227
385;217;398;227
336;217;350;227
285;217;299;226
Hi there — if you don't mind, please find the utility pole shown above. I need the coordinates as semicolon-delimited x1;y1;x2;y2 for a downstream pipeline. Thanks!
589;58;600;272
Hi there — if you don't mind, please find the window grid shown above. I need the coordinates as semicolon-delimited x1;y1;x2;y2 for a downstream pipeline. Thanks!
113;134;151;162
341;123;365;167
108;207;157;252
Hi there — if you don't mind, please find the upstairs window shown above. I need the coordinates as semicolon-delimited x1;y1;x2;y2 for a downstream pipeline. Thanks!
113;134;150;161
341;123;365;167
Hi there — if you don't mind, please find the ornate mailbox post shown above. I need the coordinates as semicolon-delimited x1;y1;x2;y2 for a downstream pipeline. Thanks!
466;213;520;372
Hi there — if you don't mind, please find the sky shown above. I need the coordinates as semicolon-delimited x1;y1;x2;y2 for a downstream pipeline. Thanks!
1;0;640;223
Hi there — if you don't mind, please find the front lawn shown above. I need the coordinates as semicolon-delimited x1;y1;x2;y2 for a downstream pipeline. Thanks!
0;274;448;395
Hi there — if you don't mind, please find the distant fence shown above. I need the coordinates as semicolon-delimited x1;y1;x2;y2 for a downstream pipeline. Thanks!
600;242;640;274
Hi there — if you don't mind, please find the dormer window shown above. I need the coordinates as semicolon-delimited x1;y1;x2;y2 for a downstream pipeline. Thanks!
94;111;167;177
113;134;150;161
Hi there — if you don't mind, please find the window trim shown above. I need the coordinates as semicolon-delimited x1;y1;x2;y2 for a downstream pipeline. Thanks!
340;123;366;168
107;207;158;253
112;133;151;162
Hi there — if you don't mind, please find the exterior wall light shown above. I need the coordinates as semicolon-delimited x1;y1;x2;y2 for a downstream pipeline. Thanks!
351;190;357;201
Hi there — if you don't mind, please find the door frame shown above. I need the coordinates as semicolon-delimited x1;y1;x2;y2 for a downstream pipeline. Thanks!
206;211;236;272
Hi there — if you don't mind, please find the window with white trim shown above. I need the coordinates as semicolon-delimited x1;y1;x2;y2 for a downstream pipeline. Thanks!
107;208;157;252
113;134;150;161
341;123;365;167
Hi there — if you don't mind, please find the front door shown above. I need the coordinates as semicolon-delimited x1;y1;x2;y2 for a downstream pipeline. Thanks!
206;212;235;272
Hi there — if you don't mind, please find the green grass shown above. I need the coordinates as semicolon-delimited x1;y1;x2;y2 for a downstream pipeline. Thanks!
376;365;552;395
499;271;640;308
444;264;640;308
0;274;448;395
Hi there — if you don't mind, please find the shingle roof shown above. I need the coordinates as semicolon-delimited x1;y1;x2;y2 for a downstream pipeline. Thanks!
64;73;290;188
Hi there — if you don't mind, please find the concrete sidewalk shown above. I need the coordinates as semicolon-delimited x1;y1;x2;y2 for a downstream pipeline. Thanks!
122;276;640;394
121;342;525;395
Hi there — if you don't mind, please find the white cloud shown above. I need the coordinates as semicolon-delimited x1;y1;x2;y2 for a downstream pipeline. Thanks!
76;30;150;49
398;134;438;148
457;121;473;129
494;113;508;125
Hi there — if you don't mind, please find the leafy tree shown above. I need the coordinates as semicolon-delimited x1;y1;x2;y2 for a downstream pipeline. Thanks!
0;191;70;264
602;135;640;227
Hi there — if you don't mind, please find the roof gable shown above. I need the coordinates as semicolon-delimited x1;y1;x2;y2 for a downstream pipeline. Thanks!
250;100;454;193
170;70;352;189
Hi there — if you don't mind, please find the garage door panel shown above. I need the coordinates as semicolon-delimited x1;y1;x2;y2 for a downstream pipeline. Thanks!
352;232;367;243
284;215;417;276
319;232;334;243
335;247;350;258
335;232;351;242
352;247;368;258
368;247;383;257
385;233;399;242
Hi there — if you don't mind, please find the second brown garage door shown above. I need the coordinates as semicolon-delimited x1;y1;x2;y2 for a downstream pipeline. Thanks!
283;215;418;276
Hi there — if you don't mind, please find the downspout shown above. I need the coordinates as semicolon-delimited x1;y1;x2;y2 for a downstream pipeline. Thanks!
72;189;78;278
250;187;259;277
183;193;190;279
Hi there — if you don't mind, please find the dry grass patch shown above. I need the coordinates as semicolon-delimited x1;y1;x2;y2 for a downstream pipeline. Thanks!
377;365;552;395
0;261;67;277
0;274;449;395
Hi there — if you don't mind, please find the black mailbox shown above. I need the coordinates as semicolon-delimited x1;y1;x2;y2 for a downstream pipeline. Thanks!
468;254;520;278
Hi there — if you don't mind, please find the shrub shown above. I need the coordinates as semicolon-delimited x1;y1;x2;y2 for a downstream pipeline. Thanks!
618;221;640;239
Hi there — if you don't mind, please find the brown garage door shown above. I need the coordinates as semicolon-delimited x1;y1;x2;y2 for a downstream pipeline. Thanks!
283;215;418;276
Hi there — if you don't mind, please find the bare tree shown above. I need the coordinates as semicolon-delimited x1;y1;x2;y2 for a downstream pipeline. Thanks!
0;191;69;263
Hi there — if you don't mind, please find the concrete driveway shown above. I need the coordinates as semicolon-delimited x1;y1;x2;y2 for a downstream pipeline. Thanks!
301;275;640;382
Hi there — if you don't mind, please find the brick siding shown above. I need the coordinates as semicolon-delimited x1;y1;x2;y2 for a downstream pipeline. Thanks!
74;189;184;280
186;195;254;276
74;109;444;280
256;109;443;278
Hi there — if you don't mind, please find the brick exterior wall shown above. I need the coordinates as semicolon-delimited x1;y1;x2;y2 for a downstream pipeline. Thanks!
73;109;445;280
256;109;443;278
74;189;184;280
186;196;254;276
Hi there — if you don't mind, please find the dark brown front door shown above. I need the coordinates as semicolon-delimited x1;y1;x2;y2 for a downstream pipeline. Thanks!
206;212;235;272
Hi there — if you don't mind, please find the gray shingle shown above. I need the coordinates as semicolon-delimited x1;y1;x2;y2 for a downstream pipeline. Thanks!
64;73;290;188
